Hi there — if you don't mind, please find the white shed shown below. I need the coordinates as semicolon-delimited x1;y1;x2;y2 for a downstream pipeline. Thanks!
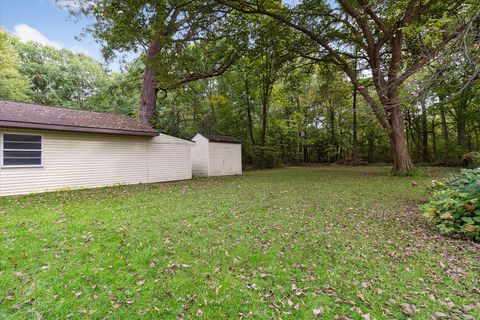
0;100;194;196
191;133;242;176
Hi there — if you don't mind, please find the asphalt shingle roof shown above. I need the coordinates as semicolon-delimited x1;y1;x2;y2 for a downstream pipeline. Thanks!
0;100;158;136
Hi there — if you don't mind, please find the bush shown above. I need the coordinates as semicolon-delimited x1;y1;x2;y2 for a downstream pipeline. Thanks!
461;151;480;168
422;168;480;241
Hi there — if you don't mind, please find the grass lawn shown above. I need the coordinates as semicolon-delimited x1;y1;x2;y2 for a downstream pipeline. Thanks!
0;166;478;319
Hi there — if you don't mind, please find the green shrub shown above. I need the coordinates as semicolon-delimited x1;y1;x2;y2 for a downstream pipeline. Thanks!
422;168;480;241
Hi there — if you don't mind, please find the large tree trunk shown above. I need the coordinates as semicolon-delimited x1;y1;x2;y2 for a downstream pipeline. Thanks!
260;56;275;149
259;72;272;168
388;105;414;174
245;76;255;145
140;38;163;125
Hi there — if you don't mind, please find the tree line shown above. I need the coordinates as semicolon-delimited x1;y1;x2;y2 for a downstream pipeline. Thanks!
1;0;479;173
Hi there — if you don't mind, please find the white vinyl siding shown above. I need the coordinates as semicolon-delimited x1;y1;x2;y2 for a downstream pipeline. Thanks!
0;129;193;197
191;134;209;175
147;136;192;183
208;142;242;176
191;134;242;176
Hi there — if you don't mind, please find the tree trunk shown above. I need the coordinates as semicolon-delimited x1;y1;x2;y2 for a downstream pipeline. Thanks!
421;101;429;161
139;37;163;125
431;116;437;162
352;84;359;165
260;76;270;148
351;54;359;165
303;131;308;163
455;95;469;151
405;110;417;156
440;105;449;150
413;110;422;158
245;76;255;145
260;95;268;147
367;138;375;163
388;104;414;174
475;126;480;150
456;111;467;150
329;103;336;162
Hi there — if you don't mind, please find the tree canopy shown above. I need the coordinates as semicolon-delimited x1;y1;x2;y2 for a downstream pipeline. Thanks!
1;0;479;172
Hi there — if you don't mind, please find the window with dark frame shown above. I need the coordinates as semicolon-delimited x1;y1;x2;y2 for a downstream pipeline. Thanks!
2;134;42;167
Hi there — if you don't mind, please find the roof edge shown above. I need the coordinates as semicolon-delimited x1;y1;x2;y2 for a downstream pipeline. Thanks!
197;133;241;144
0;120;159;137
207;140;241;144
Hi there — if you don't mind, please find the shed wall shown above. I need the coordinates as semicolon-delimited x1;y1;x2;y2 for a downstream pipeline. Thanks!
208;142;242;176
0;129;192;196
191;134;210;175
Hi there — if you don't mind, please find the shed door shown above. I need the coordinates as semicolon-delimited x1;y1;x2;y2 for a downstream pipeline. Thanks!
213;145;232;175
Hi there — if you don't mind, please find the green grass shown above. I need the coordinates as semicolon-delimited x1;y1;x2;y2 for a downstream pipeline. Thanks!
0;166;478;319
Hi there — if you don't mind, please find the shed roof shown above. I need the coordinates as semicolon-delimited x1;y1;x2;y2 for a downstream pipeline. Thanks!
0;100;159;136
198;133;241;144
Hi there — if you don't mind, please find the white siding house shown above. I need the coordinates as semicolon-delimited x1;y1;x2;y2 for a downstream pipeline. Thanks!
191;133;242;176
0;101;193;197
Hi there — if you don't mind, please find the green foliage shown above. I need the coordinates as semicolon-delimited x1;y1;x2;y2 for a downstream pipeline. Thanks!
2;0;478;170
15;41;109;109
1;29;140;116
0;29;31;101
422;168;480;240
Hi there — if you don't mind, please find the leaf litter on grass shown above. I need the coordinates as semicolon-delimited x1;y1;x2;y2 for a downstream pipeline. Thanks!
0;166;478;319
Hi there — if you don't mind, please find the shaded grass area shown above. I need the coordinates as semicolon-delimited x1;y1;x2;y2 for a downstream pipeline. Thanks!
0;166;478;319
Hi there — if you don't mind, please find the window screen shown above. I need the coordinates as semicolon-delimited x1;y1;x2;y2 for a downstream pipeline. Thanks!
2;134;42;166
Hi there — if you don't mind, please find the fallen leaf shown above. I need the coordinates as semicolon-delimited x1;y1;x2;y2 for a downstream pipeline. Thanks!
287;299;294;307
432;311;448;319
313;307;324;316
402;303;416;316
246;283;257;290
462;302;480;312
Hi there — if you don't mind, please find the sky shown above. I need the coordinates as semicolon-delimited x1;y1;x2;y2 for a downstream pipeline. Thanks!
0;0;124;70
